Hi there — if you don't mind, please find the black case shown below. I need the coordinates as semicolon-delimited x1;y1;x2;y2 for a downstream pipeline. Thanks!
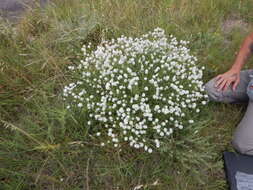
223;151;253;190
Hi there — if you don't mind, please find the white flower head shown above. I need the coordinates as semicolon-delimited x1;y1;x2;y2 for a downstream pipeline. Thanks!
63;28;207;153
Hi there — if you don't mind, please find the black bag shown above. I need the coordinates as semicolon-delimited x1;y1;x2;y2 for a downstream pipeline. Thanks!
223;151;253;190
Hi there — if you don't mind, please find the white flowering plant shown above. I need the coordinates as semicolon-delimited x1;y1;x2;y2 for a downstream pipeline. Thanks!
63;28;208;153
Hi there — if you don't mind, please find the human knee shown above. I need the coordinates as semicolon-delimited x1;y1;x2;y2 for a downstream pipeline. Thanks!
232;138;247;154
204;80;223;102
232;137;253;156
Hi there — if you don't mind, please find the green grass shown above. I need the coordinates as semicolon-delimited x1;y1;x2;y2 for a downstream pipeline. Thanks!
1;0;253;189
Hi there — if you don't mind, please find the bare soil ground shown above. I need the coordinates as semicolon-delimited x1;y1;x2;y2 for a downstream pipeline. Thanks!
0;0;47;19
222;15;249;34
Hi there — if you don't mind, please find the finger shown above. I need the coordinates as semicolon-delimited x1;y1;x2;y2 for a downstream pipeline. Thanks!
215;75;223;83
232;77;240;91
223;80;232;91
215;76;225;87
217;79;227;91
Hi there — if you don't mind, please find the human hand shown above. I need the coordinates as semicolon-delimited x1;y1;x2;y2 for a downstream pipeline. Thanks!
215;68;240;91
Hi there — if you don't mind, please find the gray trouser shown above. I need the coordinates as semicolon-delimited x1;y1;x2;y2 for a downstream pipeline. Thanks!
204;69;253;155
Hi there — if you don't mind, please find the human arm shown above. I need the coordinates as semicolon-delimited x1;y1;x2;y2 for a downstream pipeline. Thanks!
215;32;253;91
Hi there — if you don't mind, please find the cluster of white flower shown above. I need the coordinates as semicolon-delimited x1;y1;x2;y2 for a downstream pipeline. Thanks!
63;28;208;153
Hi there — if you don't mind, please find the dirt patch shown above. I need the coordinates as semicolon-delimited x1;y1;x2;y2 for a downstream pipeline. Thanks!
221;15;250;34
0;0;48;20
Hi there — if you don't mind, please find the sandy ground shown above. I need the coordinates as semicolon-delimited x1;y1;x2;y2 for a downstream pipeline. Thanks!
0;0;48;19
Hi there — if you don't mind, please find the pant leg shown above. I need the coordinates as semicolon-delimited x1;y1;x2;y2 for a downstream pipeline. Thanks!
232;77;253;155
204;69;253;103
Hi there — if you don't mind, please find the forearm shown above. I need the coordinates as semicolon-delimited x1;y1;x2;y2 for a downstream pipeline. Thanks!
231;32;253;71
